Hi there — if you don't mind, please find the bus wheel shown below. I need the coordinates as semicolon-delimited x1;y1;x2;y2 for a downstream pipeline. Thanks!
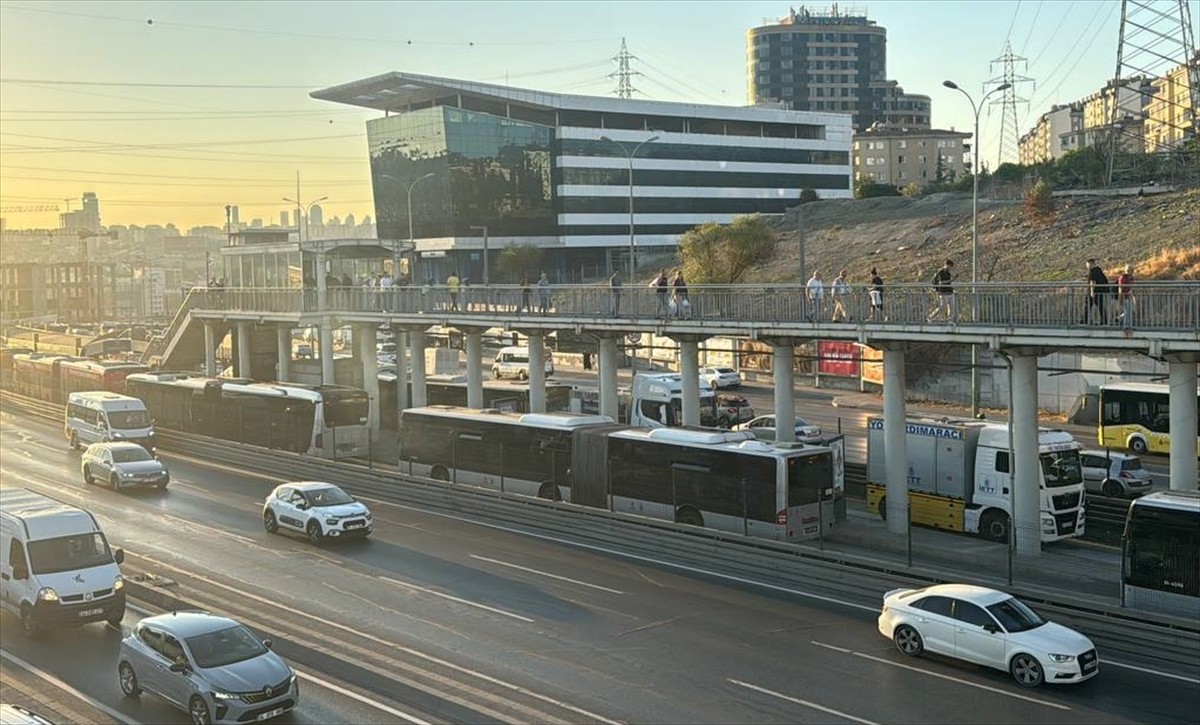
980;511;1010;542
676;508;704;527
537;482;561;501
1129;437;1148;455
430;465;450;482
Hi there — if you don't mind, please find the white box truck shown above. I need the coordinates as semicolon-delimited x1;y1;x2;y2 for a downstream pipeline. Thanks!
0;488;126;637
866;417;1086;543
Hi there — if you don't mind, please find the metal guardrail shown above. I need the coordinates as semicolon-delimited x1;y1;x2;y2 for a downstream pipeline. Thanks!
1083;495;1134;546
2;391;1196;674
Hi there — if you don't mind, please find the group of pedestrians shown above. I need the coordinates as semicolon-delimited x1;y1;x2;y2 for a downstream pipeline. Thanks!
803;267;887;322
1083;258;1136;327
515;272;552;314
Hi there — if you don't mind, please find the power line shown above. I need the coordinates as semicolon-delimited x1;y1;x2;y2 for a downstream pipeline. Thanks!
1019;0;1044;54
0;164;367;183
1027;0;1077;68
0;130;362;153
1004;0;1023;46
0;174;371;189
1;77;313;89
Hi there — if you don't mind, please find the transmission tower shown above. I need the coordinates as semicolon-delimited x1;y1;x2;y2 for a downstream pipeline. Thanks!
609;37;641;99
987;41;1034;168
1107;0;1198;185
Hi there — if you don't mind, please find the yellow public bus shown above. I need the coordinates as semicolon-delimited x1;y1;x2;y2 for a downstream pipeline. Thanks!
1098;382;1200;456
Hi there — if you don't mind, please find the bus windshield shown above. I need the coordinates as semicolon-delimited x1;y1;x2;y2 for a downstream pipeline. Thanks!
108;409;151;430
1040;450;1083;488
323;390;369;428
788;452;833;507
1125;505;1200;598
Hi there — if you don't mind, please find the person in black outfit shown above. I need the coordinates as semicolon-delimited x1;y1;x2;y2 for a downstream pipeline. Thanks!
1085;258;1109;324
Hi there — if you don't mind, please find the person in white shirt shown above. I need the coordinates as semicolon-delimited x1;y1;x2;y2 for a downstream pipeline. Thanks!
831;268;850;322
805;270;824;321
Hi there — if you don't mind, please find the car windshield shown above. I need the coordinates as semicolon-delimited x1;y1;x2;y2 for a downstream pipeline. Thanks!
108;410;150;429
716;368;736;374
112;447;152;463
185;624;269;669
985;596;1047;633
307;487;354;507
27;532;114;574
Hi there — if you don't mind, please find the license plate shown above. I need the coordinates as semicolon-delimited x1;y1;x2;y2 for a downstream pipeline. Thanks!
345;522;364;530
78;608;104;617
256;707;286;721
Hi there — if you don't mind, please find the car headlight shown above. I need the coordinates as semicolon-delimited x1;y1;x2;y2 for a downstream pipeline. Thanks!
325;517;340;525
212;690;239;701
122;471;135;478
37;587;59;602
112;432;124;438
364;511;373;520
113;576;125;591
1048;653;1076;663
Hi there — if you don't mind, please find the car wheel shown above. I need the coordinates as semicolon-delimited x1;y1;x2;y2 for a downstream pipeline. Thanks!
306;520;324;545
676;508;704;527
20;605;40;639
893;625;923;656
430;464;450;482
1101;479;1122;497
70;431;80;451
264;510;278;534
1129;437;1148;455
492;369;502;379
1010;653;1045;688
537;481;561;501
118;661;141;697
83;465;95;485
518;370;529;381
189;695;212;725
980;510;1010;543
110;473;120;490
710;380;719;390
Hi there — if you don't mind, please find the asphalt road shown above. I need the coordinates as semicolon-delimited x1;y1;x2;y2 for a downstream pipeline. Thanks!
1;408;1195;724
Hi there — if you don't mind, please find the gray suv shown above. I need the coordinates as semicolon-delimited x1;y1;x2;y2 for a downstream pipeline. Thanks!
1079;450;1153;497
118;612;298;724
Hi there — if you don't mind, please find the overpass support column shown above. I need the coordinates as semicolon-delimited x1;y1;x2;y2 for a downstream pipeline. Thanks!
392;326;408;417
1169;358;1199;492
276;324;291;382
319;319;335;386
1011;352;1042;558
679;339;701;426
773;342;796;443
203;322;217;376
409;329;427;408
598;336;619;421
882;344;908;535
315;251;327;311
235;322;252;378
356;323;380;441
465;331;484;409
528;333;546;413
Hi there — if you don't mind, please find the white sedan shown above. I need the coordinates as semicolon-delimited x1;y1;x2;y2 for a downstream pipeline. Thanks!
733;414;822;443
698;366;742;390
878;584;1099;687
263;482;373;544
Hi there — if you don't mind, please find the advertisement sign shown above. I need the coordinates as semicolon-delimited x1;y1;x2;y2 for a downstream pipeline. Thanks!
817;341;859;377
860;344;884;386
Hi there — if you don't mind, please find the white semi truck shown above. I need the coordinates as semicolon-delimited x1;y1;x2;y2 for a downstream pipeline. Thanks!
866;416;1086;543
628;373;718;428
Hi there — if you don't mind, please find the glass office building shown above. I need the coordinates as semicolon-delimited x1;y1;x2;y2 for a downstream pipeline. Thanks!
314;72;853;282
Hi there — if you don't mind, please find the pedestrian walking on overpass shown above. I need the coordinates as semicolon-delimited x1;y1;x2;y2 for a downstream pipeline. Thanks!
831;268;851;322
537;272;552;315
1083;258;1108;325
650;269;669;317
928;259;956;322
805;270;825;321
1116;263;1135;327
446;271;460;311
609;269;623;317
867;267;885;322
520;274;532;313
671;269;691;319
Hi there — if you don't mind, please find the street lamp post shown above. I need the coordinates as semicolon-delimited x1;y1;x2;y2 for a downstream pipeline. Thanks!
382;173;436;283
600;135;659;280
282;195;328;243
942;79;1011;418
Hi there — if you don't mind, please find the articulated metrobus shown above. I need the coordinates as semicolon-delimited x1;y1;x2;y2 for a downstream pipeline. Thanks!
399;405;841;541
1099;382;1200;456
1122;490;1199;617
126;372;370;459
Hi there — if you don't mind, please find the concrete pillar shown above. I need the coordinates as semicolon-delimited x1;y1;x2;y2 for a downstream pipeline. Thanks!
679;339;700;426
465;331;483;409
773;343;796;442
203;322;217;376
528;333;546;414
599;337;619;421
882;346;908;535
315;251;327;310
276;324;291;382
319;319;335;386
392;327;408;416
236;322;252;379
1169;359;1199;491
356;323;380;441
1011;353;1041;558
410;330;427;408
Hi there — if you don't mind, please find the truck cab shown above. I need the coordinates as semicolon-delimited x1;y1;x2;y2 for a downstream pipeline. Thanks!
629;373;718;428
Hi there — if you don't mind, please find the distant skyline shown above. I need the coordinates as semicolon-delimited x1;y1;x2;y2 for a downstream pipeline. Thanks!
1;1;1191;229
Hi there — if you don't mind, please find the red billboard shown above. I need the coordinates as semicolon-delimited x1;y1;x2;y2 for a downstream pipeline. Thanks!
817;340;859;378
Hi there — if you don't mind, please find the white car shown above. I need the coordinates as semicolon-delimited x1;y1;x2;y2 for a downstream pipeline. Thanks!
878;584;1099;687
698;366;742;390
733;414;822;443
262;482;372;544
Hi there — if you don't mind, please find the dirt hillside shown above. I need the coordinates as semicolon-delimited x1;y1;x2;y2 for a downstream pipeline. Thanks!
753;188;1199;286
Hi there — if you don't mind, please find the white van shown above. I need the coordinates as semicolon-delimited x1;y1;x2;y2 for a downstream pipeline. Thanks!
491;346;554;381
65;391;155;453
0;488;126;637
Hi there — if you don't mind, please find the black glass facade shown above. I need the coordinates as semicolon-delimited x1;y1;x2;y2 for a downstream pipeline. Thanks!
560;138;848;166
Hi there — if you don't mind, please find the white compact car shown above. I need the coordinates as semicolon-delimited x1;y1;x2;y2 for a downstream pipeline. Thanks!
698;366;742;390
262;482;372;544
877;584;1099;687
733;414;822;443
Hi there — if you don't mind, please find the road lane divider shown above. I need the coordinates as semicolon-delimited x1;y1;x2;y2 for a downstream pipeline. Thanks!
470;554;626;595
727;678;879;724
376;574;536;623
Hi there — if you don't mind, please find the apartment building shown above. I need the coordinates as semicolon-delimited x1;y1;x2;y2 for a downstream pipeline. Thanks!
853;127;971;186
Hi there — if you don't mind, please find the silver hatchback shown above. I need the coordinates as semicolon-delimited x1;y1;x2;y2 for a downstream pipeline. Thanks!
1079;450;1153;497
118;612;298;724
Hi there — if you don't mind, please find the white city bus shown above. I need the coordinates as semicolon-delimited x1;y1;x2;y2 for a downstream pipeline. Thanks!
1122;490;1199;617
399;405;841;541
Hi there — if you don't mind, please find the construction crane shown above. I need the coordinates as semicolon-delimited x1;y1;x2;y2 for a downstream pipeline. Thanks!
0;205;60;213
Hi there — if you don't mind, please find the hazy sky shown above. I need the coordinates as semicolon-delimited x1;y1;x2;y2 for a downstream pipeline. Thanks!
0;0;1179;230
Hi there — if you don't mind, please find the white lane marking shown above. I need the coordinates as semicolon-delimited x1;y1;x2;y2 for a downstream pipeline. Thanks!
810;640;853;653
1103;659;1200;684
294;668;431;725
130;553;621;725
850;651;1070;710
728;678;879;725
159;513;256;545
470;554;626;594
377;575;535;623
0;648;140;725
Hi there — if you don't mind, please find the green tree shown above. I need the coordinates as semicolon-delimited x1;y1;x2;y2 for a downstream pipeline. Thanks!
854;179;901;198
496;243;544;282
901;182;921;197
677;214;777;284
798;188;820;204
1024;178;1056;221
